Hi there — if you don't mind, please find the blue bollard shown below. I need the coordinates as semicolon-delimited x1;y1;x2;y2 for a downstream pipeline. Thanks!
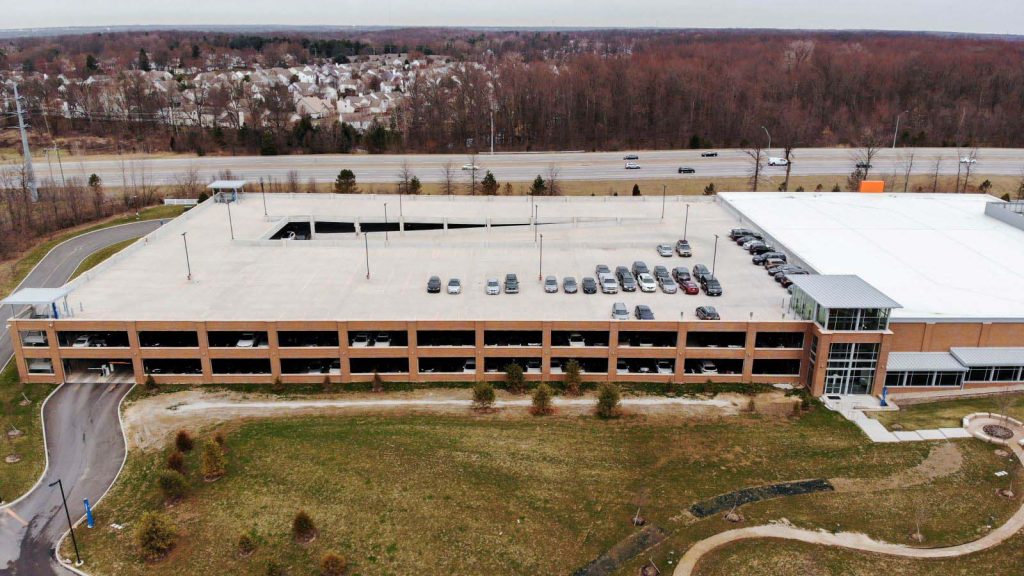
83;498;95;529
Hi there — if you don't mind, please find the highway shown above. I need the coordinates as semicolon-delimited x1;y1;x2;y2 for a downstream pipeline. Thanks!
19;147;1024;187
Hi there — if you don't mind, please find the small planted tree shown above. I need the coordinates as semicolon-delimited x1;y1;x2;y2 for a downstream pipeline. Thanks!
144;374;157;390
293;510;317;542
530;175;547;196
703;182;717;196
530;383;554;416
632;183;641;196
320;553;349;576
371;370;384;393
237;532;257;557
472;381;495;412
480;170;499;195
504;362;525;394
334;169;358;194
157;470;189;502
201;440;226;481
175;429;194;452
136;511;177;561
563;360;582;396
166;450;185;473
595;382;621;419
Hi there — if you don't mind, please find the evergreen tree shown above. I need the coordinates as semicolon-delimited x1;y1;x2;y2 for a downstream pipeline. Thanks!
632;184;641;196
85;54;99;71
530;175;547;196
138;48;151;71
481;171;499;195
334;169;358;194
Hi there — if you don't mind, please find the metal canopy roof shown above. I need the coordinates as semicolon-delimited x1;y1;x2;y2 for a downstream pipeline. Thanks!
886;352;967;372
0;287;72;306
789;275;902;309
207;180;247;190
950;347;1024;367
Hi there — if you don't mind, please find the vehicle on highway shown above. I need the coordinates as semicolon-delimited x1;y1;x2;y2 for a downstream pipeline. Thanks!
700;151;719;158
631;261;650;276
658;275;678;294
351;333;371;347
568;333;585;347
563;276;578;294
729;227;755;240
611;302;629;320
767;157;789;166
375;333;391;347
616;266;637;291
959;157;977;164
461;164;480;171
696;305;720;320
486;278;501;295
72;335;93;348
595;264;611;277
581;276;598;294
447;278;462;294
623;154;639;160
634;304;655;320
657;244;674;257
676;239;692;257
600;274;620;294
678;166;696;174
672;266;692;284
855;161;873;169
681;279;700;294
625;162;641;169
752;251;786;265
427;276;442;293
544;275;559;293
692;263;712;282
637;272;657;293
236;332;256;347
504;273;520;294
657;360;674;374
701;276;723;296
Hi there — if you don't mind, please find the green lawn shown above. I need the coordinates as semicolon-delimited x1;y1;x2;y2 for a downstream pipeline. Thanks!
0;363;57;504
70;238;140;280
876;394;1024;431
68;406;1017;576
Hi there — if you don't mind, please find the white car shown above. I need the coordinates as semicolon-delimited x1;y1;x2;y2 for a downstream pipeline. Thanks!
72;335;92;348
767;157;789;166
463;359;476;373
959;157;977;164
637;273;657;293
656;361;674;375
600;274;619;294
374;333;391;347
568;333;585;347
236;332;256;347
461;164;480;171
447;278;462;294
350;333;371;347
485;278;500;295
544;275;558;293
625;162;641;170
656;244;673;257
699;360;719;375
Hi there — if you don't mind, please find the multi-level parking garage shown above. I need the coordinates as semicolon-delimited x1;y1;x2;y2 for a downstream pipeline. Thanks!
5;191;1024;397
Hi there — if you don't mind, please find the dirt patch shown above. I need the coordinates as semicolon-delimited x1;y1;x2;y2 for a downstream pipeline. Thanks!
830;442;963;493
689;479;835;518
752;394;801;417
572;524;668;576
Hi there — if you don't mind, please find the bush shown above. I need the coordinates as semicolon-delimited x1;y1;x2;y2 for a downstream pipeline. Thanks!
632;183;641;196
504;362;525;394
157;470;189;502
214;432;226;449
237;532;256;557
166;450;185;473
271;377;285;393
293;510;316;541
563;360;582;396
175;430;194;452
136;511;177;561
530;383;554;416
595;382;621;419
371;370;384;393
472;381;495;411
144;375;157;390
320;553;348;576
201;440;226;480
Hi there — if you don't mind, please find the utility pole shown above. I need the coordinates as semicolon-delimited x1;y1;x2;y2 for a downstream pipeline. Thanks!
661;185;666;220
260;178;267;216
49;479;82;566
683;204;690;240
13;83;39;202
490;109;495;155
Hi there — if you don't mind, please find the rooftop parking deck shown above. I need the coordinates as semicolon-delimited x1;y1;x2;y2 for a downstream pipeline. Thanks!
64;194;792;322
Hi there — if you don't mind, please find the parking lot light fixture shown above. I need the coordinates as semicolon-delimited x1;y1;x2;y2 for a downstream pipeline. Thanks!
684;203;690;240
711;234;719;277
49;478;82;566
661;184;666;220
260;177;267;216
384;202;389;244
181;232;192;281
226;200;235;240
538;233;544;281
364;233;370;280
534;205;539;243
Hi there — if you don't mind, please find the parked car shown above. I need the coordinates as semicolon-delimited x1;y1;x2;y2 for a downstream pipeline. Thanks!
778;270;810;287
486;278;501;295
699;360;719;374
681;279;700;294
600;274;619;294
658;275;678;294
563;276;578;294
700;151;719;158
761;257;787;269
351;333;371;347
637;272;657;293
696;306;721;320
526;360;542;373
752;251;786;265
729;228;755;240
237;332;256;347
616;266;637;291
672;266;692;284
634;304;655;320
611;302;630;320
692;264;712;282
676;239;692;257
767;157;789;166
72;335;93;348
463;359;476;373
678;166;696;174
625;162;641;170
504;273;520;294
375;333;391;347
595;264;611;277
568;333;585;347
742;238;765;250
623;154;639;160
581;276;598;294
447;278;462;294
656;360;674;374
768;263;805;276
701;276;723;296
657;244;674;257
652;265;669;280
544;275;559;293
631;261;650;276
749;243;775;255
427;276;442;293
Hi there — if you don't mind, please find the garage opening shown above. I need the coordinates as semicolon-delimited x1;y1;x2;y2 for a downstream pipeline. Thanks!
281;358;341;375
684;358;743;376
619;331;678;348
143;358;203;375
208;331;269;348
63;358;135;383
752;359;802;376
419;357;476;374
686;332;747;348
754;332;805;349
279;331;340;347
350;358;409;374
483;357;542;373
615;358;674;375
270;221;312;240
57;331;130;348
551;330;609;347
416;330;475;347
484;330;543;347
19;330;48;347
139;331;199;348
348;330;408;347
210;358;272;375
551;358;608;374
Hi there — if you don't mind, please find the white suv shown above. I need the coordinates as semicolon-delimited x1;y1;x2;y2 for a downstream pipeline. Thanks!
637;273;657;293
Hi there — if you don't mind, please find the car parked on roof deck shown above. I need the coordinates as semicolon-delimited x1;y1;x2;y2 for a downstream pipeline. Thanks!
701;276;723;296
447;278;462;294
600;274;619;294
634;305;655;320
563;276;578;294
696;306;720;320
595;264;611;277
681;279;700;294
616;266;637;291
486;278;501;295
692;264;712;282
761;257;786;270
752;251;786;265
729;228;754;240
657;244;674;257
768;263;805;276
504;273;520;294
611;302;629;320
676;239;692;257
581;276;598;294
672;266;692;284
637;273;657;293
749;243;775;255
544;275;559;293
427;276;442;293
631;261;650;277
658;275;678;294
653;265;670;281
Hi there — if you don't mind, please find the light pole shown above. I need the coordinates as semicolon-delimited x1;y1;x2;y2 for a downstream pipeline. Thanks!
260;177;267;216
383;203;389;244
181;232;192;281
761;126;772;154
683;204;690;240
364;233;370;280
49;479;82;566
711;234;719;278
226;201;235;240
892;110;908;149
534;205;538;243
661;184;666;220
538;233;543;281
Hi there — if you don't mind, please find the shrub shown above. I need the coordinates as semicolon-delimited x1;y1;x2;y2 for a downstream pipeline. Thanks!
166;450;185;473
504;362;525;394
157;470;189;502
174;430;194;452
214;432;226;449
563;360;582;396
595;382;622;419
293;510;316;541
271;377;285;393
144;375;157;390
632;183;641;196
136;511;177;561
530;383;554;416
201;441;226;480
471;381;495;411
320;553;348;576
371;370;384;393
237;532;256;557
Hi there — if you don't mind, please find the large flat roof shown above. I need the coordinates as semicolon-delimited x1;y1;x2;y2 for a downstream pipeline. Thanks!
720;192;1024;321
64;194;793;322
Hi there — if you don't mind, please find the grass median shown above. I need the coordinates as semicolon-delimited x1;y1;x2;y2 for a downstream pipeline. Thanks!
0;363;57;504
875;394;1024;431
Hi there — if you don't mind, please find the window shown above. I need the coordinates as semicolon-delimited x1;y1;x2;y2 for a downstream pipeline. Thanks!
823;343;879;395
824;308;889;331
884;370;963;387
964;366;1024;382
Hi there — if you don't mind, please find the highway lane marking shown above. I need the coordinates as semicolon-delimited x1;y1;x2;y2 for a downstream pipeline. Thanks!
5;508;28;526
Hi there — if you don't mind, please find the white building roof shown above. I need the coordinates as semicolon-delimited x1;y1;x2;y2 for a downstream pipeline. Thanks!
720;192;1024;321
950;347;1024;367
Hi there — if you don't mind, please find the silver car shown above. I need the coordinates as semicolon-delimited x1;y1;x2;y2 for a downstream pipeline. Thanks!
486;278;500;295
657;244;673;257
658;276;678;294
544;275;559;293
611;302;629;320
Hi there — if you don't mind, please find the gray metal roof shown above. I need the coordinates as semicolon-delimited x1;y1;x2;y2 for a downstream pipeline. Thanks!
886;352;967;372
0;287;72;306
789;275;902;309
207;180;247;190
950;347;1024;367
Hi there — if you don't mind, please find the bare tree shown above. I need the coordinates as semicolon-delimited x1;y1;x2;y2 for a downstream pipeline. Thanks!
900;151;916;192
854;138;882;181
286;170;301;192
465;153;479;195
742;144;765;192
545;163;562;196
931;157;943;192
396;160;413;195
960;147;979;193
954;147;964;193
173;167;202;199
910;493;930;543
441;162;456;196
1017;166;1024;201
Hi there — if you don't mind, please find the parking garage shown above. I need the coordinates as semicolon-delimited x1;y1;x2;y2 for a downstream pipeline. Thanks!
484;330;543;347
211;358;272;374
551;358;608;374
417;330;475;347
686;331;747;348
616;357;674;375
551;330;608;347
348;330;408;347
684;358;744;375
618;331;678;347
280;358;341;374
483;357;542;373
350;358;409;374
418;357;476;374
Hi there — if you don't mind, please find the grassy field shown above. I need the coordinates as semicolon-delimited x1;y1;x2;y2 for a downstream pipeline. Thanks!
69;405;1017;576
0;363;57;504
876;394;1024;430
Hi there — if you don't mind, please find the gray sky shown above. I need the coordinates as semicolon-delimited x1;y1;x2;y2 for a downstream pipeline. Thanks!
5;0;1024;35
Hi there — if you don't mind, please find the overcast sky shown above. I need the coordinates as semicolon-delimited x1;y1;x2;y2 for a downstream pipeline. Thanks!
5;0;1023;35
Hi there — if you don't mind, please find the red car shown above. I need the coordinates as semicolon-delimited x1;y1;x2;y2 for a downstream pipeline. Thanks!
681;279;700;294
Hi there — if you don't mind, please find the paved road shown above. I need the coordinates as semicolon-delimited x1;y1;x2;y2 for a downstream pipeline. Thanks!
16;147;1024;186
